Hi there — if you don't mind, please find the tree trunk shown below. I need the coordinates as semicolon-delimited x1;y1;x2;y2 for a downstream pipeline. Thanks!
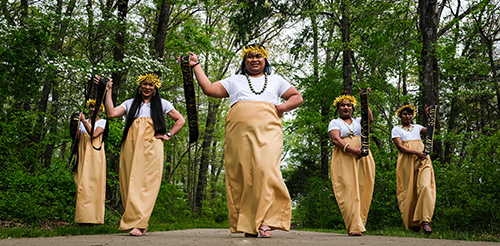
153;0;173;61
195;99;221;211
418;0;442;161
43;81;60;167
341;1;353;94
112;0;129;96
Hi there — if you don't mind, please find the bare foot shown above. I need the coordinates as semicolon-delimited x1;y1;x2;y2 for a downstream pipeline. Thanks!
258;224;272;237
129;228;147;236
348;232;362;236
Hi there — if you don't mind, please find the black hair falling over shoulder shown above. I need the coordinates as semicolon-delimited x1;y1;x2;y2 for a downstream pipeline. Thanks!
121;87;166;144
150;88;166;135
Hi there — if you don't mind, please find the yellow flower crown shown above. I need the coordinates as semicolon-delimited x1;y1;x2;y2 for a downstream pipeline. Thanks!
241;45;269;58
333;95;357;107
395;103;417;116
137;73;162;88
86;99;105;112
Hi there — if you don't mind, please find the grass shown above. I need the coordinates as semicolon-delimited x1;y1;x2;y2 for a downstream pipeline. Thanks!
0;220;228;239
1;223;499;242
296;227;500;242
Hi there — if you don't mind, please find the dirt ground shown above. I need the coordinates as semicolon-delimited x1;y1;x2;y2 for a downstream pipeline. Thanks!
1;229;499;246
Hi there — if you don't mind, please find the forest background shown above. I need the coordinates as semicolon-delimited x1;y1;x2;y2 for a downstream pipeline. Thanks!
0;0;499;239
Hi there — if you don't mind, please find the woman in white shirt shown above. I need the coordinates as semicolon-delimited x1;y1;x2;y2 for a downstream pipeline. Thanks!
391;103;436;235
327;90;375;236
180;44;303;238
100;74;185;236
74;99;107;225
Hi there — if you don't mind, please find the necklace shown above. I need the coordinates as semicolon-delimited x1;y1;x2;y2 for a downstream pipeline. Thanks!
246;73;267;95
399;124;414;132
341;118;354;138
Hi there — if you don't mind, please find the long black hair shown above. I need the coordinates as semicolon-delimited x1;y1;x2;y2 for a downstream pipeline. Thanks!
236;43;272;75
121;86;166;144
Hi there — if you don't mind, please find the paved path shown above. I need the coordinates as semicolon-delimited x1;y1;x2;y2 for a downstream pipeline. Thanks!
1;229;499;246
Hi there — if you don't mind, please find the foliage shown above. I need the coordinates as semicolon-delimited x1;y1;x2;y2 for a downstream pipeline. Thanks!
433;130;500;233
150;183;191;223
0;168;75;224
289;177;342;229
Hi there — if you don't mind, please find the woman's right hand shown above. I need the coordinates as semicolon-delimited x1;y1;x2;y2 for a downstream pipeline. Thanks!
79;112;86;122
93;75;112;89
415;151;427;160
351;148;363;157
176;52;199;66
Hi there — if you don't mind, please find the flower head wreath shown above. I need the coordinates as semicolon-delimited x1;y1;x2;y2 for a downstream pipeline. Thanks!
395;103;417;117
333;94;357;107
86;99;105;112
137;73;162;88
241;44;269;59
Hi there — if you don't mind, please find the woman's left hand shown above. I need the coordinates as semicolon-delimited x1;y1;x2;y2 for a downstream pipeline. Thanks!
275;105;284;118
358;87;371;97
155;134;171;141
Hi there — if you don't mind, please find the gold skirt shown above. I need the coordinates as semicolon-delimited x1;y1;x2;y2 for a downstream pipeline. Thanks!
74;133;106;224
396;140;436;229
224;101;291;234
330;136;375;233
119;118;164;231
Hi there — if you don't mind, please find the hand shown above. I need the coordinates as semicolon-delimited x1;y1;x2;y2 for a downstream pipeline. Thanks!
79;112;86;122
93;76;100;85
275;105;284;118
176;52;199;66
352;148;363;157
358;87;371;97
155;134;171;141
106;78;113;90
415;151;427;160
93;76;112;90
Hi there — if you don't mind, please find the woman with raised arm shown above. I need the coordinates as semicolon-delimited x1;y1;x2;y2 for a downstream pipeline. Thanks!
328;89;375;236
99;74;185;236
74;99;107;225
179;44;303;238
391;103;436;235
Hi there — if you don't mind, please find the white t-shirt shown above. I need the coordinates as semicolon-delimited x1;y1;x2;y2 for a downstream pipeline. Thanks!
79;119;106;134
391;124;424;142
220;74;292;106
327;117;362;138
119;98;174;118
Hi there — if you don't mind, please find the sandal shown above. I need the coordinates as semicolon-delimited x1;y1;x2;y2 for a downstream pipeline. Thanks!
348;232;362;236
258;224;273;237
244;233;258;238
422;221;432;235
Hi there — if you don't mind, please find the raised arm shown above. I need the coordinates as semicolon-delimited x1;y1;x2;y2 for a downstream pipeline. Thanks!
94;76;126;119
177;52;228;98
358;87;374;123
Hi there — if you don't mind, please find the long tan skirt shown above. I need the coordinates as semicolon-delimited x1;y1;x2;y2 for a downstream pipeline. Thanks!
397;140;436;229
119;117;164;231
224;101;291;234
74;133;106;224
330;136;375;234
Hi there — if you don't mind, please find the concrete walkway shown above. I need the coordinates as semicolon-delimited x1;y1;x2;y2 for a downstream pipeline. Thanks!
1;229;499;246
